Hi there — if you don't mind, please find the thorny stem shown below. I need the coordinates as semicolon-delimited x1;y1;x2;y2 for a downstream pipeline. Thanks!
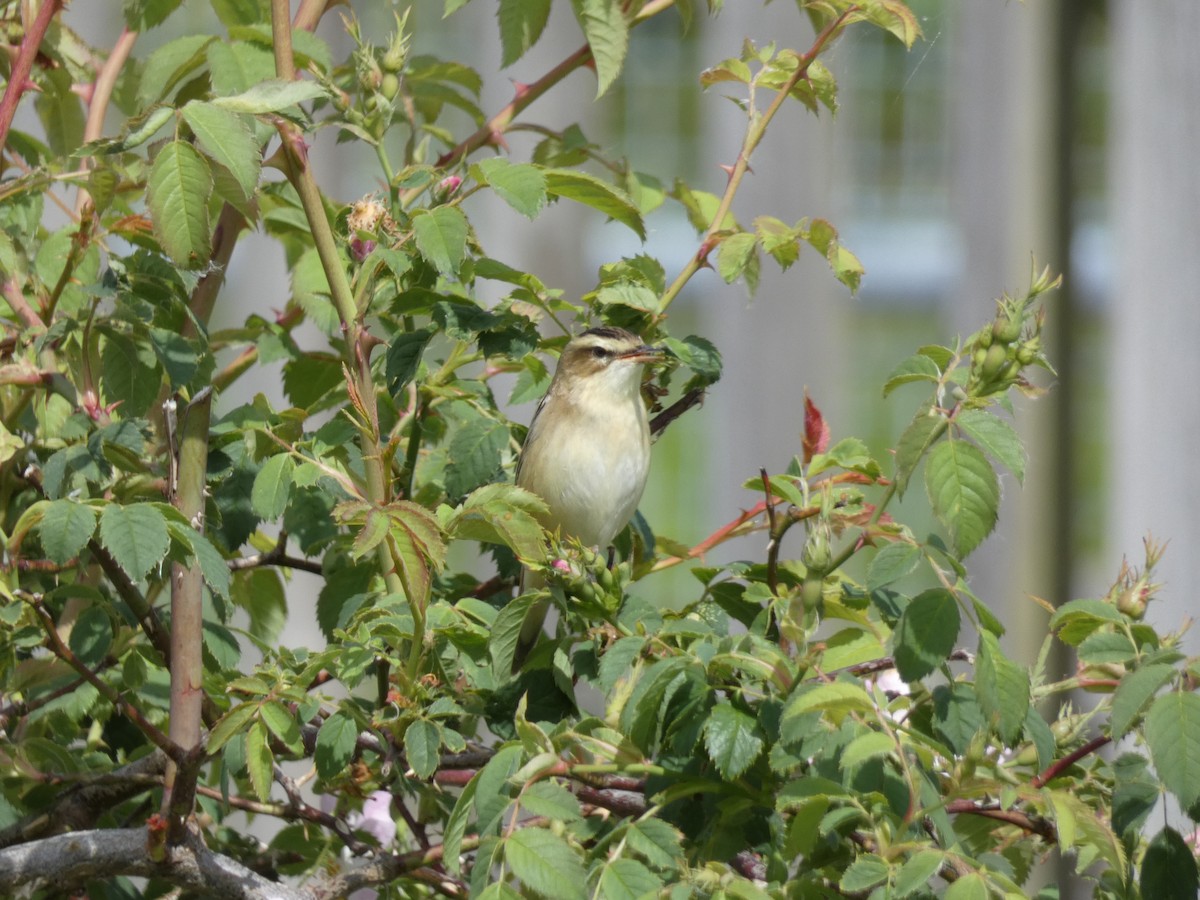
1031;734;1110;789
0;0;64;153
657;7;858;314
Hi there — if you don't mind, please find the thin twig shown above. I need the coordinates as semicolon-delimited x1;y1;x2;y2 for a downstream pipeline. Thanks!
75;27;138;214
649;387;705;437
1031;734;1110;789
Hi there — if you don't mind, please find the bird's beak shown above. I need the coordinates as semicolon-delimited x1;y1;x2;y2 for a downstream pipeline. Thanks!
617;344;666;364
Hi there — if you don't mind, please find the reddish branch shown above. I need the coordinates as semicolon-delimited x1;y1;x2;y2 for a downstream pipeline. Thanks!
1031;734;1110;789
0;0;63;155
945;799;1057;843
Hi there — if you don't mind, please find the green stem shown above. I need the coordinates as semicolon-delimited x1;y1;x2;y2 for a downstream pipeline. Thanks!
658;7;856;314
269;0;405;603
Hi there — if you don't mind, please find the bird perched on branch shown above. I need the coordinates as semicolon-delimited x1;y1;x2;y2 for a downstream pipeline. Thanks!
512;326;664;669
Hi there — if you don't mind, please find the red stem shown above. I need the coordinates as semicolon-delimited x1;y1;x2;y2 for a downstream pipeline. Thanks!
0;0;64;154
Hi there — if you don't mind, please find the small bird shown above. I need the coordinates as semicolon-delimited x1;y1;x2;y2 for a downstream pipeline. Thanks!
512;326;663;669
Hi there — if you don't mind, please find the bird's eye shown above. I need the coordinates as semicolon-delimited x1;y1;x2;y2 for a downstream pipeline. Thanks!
591;346;609;359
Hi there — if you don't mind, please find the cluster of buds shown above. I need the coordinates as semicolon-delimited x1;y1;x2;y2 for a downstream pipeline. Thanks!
543;545;626;614
1104;536;1166;621
341;11;410;139
968;295;1044;396
967;265;1060;398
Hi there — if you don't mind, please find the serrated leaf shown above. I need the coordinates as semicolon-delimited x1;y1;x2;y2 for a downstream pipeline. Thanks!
783;682;876;722
102;332;162;419
976;631;1029;746
883;354;941;397
944;873;988;900
451;484;548;563
123;0;185;32
894;851;945;898
387;501;446;608
315;712;358;780
1141;827;1200;900
840;731;894;771
924;438;999;558
625;818;683;872
1048;597;1126;645
1111;663;1176;739
840;854;889;892
207;702;257;754
260;700;303;754
412;206;469;275
956;408;1026;483
893;409;944;493
716;231;758;285
245;720;274;802
68;606;112;668
251;453;295;521
475;158;547;219
597;858;661;900
893;588;960;682
210;78;328;113
98;503;170;581
1145;690;1200;809
405;719;441;780
504;827;587;900
147;140;213;269
181;101;260;201
570;0;629;97
386;327;434;398
498;0;552;66
866;542;921;591
518;782;582;822
184;527;232;601
703;703;764;781
444;418;509;500
38;500;98;565
544;169;644;239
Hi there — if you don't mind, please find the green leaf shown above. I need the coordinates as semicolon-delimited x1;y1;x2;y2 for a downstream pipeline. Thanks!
315;712;358;781
147;140;213;269
840;731;895;772
474;158;547;219
504;827;587;900
181;101;261;201
232;568;287;644
518;782;582;822
260;701;303;754
189;529;232;601
1141;827;1200;900
98;503;170;581
1111;663;1176;739
102;331;162;418
893;588;960;682
570;0;629;97
386;327;434;398
444;418;509;500
1049;598;1127;645
956;409;1026;483
883;354;940;397
544;169;644;239
944;873;988;900
866;542;921;591
405;719;441;780
210;78;328;113
387;501;446;607
39;500;98;565
68;606;112;668
207;702;257;754
924;438;999;558
34;69;85;157
412;206;469;275
715;231;757;284
703;703;764;781
840;854;889;893
596;858;661;900
893;850;945;898
246;720;274;802
975;631;1029;746
783;682;876;722
251;453;295;521
893;408;944;493
498;0;552;66
625;818;683;872
123;0;185;32
1145;690;1200;809
450;484;549;563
